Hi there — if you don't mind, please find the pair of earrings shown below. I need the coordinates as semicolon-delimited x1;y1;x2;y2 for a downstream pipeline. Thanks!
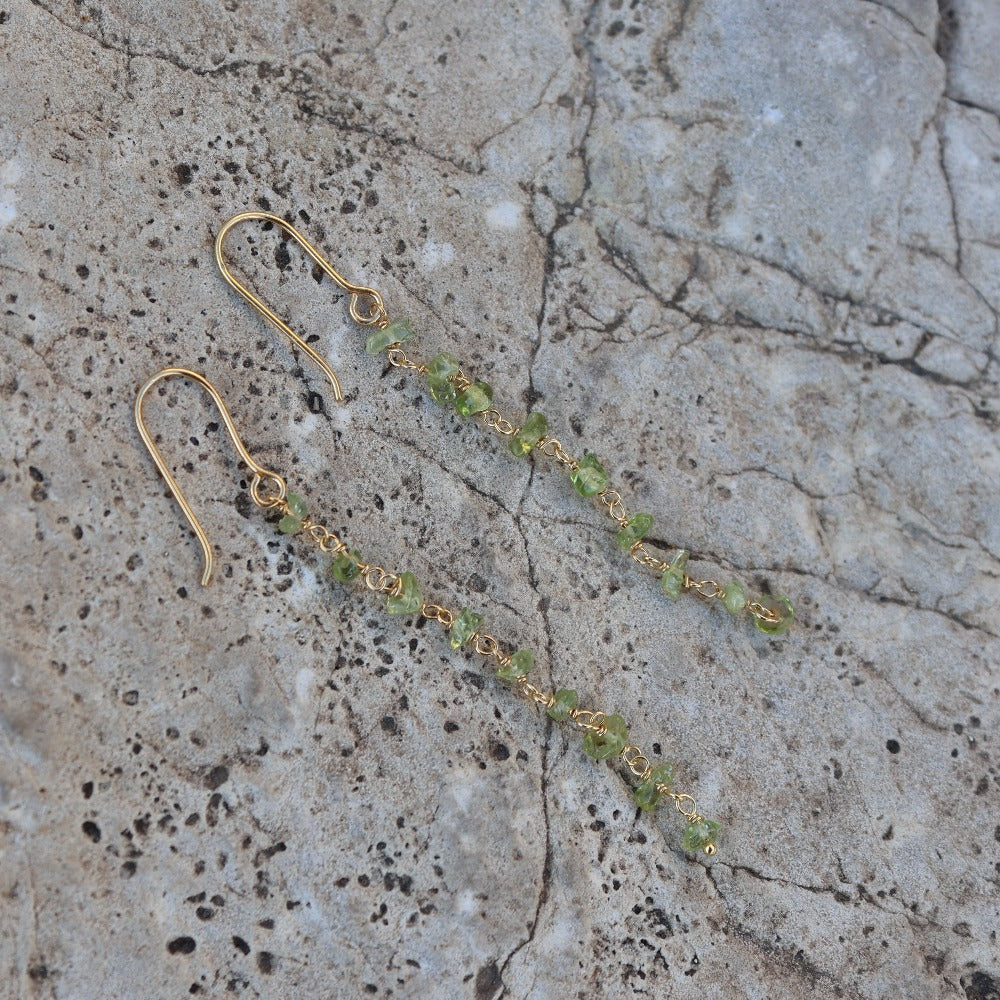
137;211;796;858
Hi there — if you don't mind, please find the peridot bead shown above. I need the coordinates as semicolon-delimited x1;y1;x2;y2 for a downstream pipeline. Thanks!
547;688;578;722
277;491;307;533
455;381;493;417
498;649;533;682
509;411;548;458
634;780;661;811
449;608;484;649
365;317;414;356
330;550;362;583
649;762;675;789
386;572;422;616
722;578;748;615
427;352;460;379
570;453;609;497
682;818;721;853
660;569;683;599
660;549;689;600
427;375;458;406
753;594;794;636
583;714;628;760
617;512;653;551
635;761;676;811
426;353;461;406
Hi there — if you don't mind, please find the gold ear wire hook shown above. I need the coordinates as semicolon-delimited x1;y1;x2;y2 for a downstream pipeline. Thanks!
214;211;389;402
135;367;287;587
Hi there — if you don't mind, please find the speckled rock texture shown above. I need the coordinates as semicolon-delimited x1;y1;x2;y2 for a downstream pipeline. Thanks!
1;1;998;997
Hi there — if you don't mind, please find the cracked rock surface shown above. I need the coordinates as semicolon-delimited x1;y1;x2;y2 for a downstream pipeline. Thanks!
1;1;998;998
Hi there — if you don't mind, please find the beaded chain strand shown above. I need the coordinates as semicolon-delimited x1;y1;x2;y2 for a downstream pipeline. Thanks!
273;487;721;856
363;318;794;636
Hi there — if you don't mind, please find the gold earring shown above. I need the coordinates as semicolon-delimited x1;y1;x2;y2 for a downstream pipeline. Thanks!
136;366;722;857
214;211;794;636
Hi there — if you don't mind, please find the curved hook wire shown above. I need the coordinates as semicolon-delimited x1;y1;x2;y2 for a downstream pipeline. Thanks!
214;211;389;402
135;367;287;587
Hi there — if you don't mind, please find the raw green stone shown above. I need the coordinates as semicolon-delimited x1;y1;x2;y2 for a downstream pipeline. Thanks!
722;578;748;615
449;608;484;650
634;780;661;811
427;375;458;406
546;688;578;722
455;381;493;417
509;411;548;458
278;491;307;533
330;550;362;583
386;571;422;616
365;317;414;356
498;649;533;683
634;762;675;811
426;353;461;406
617;512;653;551
427;352;460;379
660;549;689;600
570;453;610;497
682;818;722;853
649;762;675;790
583;714;628;760
753;594;794;636
661;568;684;599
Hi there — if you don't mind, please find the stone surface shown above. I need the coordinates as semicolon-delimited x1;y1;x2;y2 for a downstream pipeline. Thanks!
1;1;998;998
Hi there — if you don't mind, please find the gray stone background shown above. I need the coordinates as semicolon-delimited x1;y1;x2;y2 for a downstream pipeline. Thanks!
1;0;998;997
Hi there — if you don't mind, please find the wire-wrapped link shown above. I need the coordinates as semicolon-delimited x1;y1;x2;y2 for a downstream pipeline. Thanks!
620;744;653;781
598;489;629;524
480;408;518;436
537;436;577;471
386;346;428;374
420;603;455;627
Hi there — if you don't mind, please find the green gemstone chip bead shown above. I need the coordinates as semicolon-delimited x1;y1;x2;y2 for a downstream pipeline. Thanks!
365;317;414;356
617;512;653;551
455;381;493;417
722;578;748;615
682;818;722;853
330;549;363;583
509;411;548;458
386;572;423;616
753;594;794;636
583;714;628;760
426;353;461;406
498;648;533;682
428;352;460;379
660;549;689;600
427;377;458;406
547;688;578;722
570;453;610;497
278;492;307;534
449;608;484;649
634;763;675;811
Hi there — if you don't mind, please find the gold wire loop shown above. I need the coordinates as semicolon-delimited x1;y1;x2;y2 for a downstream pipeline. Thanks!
135;367;287;588
215;211;389;401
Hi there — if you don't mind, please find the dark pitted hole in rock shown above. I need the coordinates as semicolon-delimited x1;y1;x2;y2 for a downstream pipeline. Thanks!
232;936;250;955
885;739;900;754
962;970;1000;1000
81;781;93;799
474;960;503;999
203;765;229;790
167;936;196;955
81;821;100;843
257;951;275;974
